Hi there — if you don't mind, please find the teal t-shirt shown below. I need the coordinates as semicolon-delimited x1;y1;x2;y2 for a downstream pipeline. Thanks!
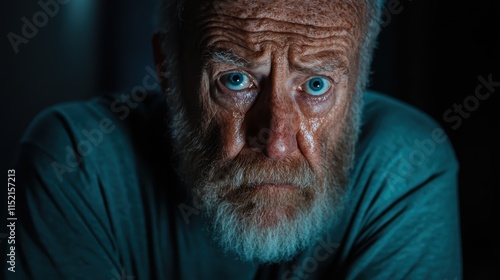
3;91;462;279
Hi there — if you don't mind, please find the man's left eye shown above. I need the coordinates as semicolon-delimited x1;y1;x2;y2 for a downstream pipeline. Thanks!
220;72;252;91
301;77;331;96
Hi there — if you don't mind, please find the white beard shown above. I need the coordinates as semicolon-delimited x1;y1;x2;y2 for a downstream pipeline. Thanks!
201;176;346;263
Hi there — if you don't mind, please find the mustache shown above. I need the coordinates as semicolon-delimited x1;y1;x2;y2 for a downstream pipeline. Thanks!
201;150;318;190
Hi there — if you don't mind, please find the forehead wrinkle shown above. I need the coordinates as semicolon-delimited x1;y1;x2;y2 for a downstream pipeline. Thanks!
183;0;367;59
197;15;359;41
198;23;356;61
199;25;355;49
195;0;366;31
191;1;364;75
195;15;359;60
201;33;353;75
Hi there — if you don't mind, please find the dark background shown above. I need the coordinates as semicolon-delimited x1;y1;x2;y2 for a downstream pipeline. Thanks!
1;0;498;278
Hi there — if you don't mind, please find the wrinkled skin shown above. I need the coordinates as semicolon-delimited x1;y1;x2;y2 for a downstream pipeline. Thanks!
179;0;366;178
153;0;368;262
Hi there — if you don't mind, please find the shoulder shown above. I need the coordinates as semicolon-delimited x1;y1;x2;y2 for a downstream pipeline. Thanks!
357;90;458;174
21;97;115;156
11;92;172;278
18;91;169;182
336;92;462;278
21;91;166;149
349;91;459;207
360;91;450;147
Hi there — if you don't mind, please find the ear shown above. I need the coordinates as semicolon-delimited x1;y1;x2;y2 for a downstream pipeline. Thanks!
152;32;168;88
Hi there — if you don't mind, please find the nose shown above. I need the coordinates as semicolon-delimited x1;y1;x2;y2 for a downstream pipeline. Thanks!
246;83;299;160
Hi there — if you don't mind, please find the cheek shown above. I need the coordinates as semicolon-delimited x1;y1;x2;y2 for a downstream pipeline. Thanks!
199;73;248;159
297;119;327;174
297;120;342;179
218;117;246;158
297;87;352;174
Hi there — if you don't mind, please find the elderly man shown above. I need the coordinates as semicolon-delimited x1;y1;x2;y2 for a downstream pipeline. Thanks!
6;0;461;279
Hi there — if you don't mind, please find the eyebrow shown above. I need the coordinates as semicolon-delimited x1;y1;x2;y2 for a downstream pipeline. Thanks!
201;47;250;68
290;56;349;76
201;47;349;75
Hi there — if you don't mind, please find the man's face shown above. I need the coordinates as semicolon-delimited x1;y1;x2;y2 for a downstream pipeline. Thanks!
164;0;367;263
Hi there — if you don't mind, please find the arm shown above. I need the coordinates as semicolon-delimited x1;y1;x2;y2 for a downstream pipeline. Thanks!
345;153;462;280
341;94;463;279
3;106;123;280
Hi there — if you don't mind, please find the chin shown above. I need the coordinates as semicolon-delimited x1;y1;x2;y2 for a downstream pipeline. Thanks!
227;183;313;228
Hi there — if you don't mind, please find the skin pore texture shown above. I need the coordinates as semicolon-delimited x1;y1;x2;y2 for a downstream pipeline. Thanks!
154;0;369;263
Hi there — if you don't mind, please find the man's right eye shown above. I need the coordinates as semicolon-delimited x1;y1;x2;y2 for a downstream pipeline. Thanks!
219;72;253;91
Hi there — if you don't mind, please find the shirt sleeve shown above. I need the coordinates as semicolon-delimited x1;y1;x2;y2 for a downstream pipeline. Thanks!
340;93;462;280
3;104;123;280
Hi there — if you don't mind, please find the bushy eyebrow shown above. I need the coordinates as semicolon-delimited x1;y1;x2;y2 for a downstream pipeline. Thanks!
201;47;349;75
201;47;250;68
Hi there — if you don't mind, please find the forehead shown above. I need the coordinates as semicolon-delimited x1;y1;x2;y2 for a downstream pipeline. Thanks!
187;0;366;26
183;0;367;40
209;0;363;25
181;0;368;71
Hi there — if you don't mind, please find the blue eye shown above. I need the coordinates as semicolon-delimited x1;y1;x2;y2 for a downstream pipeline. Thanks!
220;72;252;91
303;77;331;96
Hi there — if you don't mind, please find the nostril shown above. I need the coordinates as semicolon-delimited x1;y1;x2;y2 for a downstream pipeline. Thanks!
247;127;272;152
